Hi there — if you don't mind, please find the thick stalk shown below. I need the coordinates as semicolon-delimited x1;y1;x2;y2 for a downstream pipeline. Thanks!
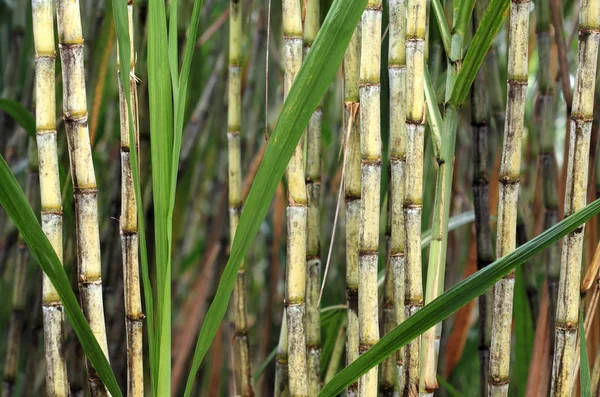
31;1;69;395
282;0;308;394
388;0;407;392
403;0;427;388
56;0;110;395
303;0;321;393
488;0;530;395
2;142;37;397
344;22;361;397
117;2;143;396
358;1;382;396
550;0;600;393
227;0;254;395
471;0;494;393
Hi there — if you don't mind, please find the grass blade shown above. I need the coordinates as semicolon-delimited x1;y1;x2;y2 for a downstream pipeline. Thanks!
581;306;592;397
0;155;123;397
182;0;367;394
319;199;600;396
0;98;35;137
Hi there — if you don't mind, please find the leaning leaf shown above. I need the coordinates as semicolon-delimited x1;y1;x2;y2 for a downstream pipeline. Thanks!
0;98;35;137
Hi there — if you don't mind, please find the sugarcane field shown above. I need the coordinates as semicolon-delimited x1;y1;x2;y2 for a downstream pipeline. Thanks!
1;0;600;395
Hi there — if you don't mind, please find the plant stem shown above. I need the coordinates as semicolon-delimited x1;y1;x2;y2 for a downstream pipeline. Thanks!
470;0;494;393
31;1;69;395
303;0;321;393
227;0;254;395
488;0;530;394
2;141;37;397
343;22;361;397
56;0;110;394
282;0;308;394
275;312;290;397
388;0;406;392
358;1;382;395
403;0;427;388
117;2;143;396
550;0;600;393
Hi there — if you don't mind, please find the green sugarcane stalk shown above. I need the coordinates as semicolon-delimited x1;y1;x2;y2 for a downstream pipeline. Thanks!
31;1;69;395
227;0;254;395
550;0;600;393
488;0;530;394
470;1;494;395
303;0;322;393
358;1;382;395
116;2;144;396
343;22;361;397
282;0;309;394
56;0;111;394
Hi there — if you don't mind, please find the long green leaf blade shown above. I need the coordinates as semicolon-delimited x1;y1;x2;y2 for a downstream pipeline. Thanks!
182;0;367;395
319;199;600;396
581;306;592;397
0;98;35;137
0;155;123;397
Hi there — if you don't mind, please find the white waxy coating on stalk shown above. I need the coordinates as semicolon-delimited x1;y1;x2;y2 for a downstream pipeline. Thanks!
56;0;110;394
32;0;69;395
488;1;530;396
551;0;599;392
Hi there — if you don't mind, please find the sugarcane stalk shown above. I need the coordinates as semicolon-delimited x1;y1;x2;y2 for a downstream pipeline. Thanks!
470;0;494;393
303;0;321;393
358;1;382;395
2;141;37;397
344;22;361;397
282;0;308;394
403;0;427;389
275;312;290;397
226;0;254;395
550;0;600;393
31;1;70;395
55;0;110;394
488;0;530;395
388;0;406;391
381;246;397;396
117;2;143;396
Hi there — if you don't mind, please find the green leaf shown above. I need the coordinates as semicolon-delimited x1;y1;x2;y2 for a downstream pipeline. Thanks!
319;199;600;396
182;0;367;395
0;155;123;397
513;265;534;396
0;98;35;137
448;0;510;108
581;305;592;397
430;0;451;57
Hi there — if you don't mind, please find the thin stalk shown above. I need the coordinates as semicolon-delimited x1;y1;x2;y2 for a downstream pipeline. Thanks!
324;322;347;384
227;0;254;395
343;22;361;397
2;141;36;397
403;0;427;387
56;0;110;395
117;2;143;396
388;0;406;392
282;0;308;394
470;0;494;394
488;0;530;394
550;0;600;393
31;1;69;395
303;0;321;393
275;312;290;397
381;242;397;396
358;0;382;395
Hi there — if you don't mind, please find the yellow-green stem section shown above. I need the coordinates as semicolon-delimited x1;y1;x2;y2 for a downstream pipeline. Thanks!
550;0;599;393
117;2;143;396
32;1;69;395
488;1;530;396
56;0;110;395
283;0;308;395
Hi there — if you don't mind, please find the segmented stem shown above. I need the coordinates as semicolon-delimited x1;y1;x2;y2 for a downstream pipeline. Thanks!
550;0;600;393
31;1;69;395
117;2;143;396
303;0;321;393
56;0;110;394
343;22;361;397
282;0;308;394
488;0;530;395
